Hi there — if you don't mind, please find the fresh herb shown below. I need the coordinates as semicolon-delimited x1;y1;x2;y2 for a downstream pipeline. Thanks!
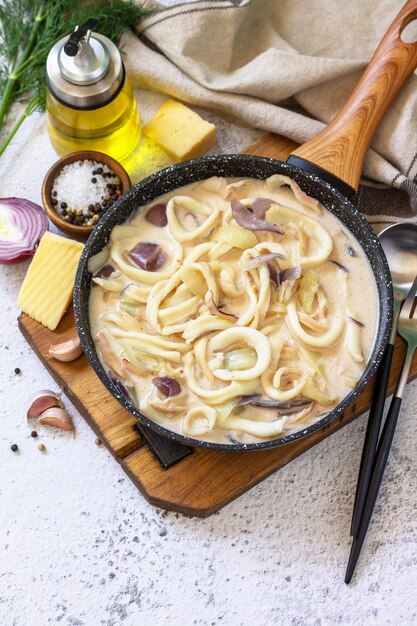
0;0;150;157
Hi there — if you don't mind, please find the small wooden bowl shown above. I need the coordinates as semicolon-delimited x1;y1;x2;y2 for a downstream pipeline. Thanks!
41;151;131;241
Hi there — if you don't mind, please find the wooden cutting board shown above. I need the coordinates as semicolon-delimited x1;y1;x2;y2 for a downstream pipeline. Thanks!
18;132;417;517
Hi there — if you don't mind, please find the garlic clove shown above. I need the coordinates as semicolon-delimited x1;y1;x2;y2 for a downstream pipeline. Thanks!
48;337;83;362
27;390;62;419
38;407;74;431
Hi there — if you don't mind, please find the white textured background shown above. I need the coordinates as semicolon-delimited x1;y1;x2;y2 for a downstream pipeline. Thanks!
1;3;417;624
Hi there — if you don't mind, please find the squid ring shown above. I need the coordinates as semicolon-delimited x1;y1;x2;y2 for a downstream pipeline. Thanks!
182;406;217;437
286;302;345;348
166;196;220;242
207;327;271;381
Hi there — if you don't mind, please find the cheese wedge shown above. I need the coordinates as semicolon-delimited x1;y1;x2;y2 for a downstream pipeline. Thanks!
143;100;216;161
18;232;84;331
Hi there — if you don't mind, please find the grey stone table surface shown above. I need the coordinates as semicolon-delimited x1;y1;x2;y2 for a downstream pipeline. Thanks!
1;48;417;626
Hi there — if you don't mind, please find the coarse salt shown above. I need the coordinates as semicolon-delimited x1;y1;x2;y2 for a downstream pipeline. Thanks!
52;160;118;216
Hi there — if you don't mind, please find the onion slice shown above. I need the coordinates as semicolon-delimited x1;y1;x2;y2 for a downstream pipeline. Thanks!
0;197;48;264
145;203;168;227
237;395;311;410
152;377;181;397
231;198;284;235
330;260;349;273
87;247;110;274
279;266;301;282
205;290;237;321
251;197;274;219
107;370;131;399
95;264;116;278
268;264;301;286
128;242;168;271
244;252;285;270
348;316;365;328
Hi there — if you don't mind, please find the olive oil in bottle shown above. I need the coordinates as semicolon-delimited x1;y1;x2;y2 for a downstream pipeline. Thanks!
46;19;140;163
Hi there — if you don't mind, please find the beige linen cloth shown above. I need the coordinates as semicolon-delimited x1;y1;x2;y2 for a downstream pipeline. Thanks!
123;0;417;226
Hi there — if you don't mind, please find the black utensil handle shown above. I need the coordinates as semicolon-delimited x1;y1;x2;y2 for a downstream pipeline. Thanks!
350;342;395;537
136;423;193;468
345;394;402;584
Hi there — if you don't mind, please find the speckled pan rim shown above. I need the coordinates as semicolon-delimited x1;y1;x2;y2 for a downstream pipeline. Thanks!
74;154;393;452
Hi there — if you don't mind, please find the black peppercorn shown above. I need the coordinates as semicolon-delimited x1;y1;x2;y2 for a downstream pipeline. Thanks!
11;444;18;452
14;367;21;374
31;431;38;438
91;177;97;184
61;202;68;209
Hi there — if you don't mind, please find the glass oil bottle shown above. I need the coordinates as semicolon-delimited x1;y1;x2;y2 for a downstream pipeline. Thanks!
46;19;140;163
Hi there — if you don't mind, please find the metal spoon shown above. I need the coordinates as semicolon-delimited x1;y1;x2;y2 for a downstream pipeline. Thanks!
350;222;417;538
380;222;417;339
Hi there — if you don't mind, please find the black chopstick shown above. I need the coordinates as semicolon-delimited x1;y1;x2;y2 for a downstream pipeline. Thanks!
345;394;403;583
350;342;395;537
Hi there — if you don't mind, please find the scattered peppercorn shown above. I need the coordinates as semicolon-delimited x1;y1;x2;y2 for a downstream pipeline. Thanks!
60;201;68;209
38;443;46;452
14;367;21;374
91;177;97;184
31;431;38;438
95;437;102;446
11;444;18;452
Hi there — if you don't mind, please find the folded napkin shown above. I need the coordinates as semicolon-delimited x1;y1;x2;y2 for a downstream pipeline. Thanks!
123;0;417;228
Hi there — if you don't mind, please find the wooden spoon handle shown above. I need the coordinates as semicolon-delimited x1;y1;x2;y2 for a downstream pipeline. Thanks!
290;0;417;191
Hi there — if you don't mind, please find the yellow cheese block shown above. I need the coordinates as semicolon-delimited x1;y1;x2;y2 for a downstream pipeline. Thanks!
18;232;84;331
143;100;216;161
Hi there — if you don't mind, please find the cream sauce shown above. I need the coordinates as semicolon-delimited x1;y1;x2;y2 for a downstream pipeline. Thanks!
89;176;378;445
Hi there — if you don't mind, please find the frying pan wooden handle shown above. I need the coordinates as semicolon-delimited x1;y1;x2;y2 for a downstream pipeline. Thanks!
289;0;417;191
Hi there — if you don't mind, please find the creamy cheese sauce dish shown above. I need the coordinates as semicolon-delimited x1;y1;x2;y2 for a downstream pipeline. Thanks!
88;175;378;446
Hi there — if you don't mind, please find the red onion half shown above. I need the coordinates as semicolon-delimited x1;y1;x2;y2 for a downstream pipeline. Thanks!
0;197;48;264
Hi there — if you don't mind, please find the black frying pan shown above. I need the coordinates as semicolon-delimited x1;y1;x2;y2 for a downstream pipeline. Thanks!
74;1;417;452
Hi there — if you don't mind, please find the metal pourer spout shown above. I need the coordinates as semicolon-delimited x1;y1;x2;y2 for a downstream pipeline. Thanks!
64;18;98;67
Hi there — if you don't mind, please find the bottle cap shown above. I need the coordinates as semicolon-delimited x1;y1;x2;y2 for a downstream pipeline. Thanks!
46;19;124;109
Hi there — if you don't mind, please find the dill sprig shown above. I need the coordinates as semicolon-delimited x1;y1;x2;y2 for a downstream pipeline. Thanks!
0;0;150;157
